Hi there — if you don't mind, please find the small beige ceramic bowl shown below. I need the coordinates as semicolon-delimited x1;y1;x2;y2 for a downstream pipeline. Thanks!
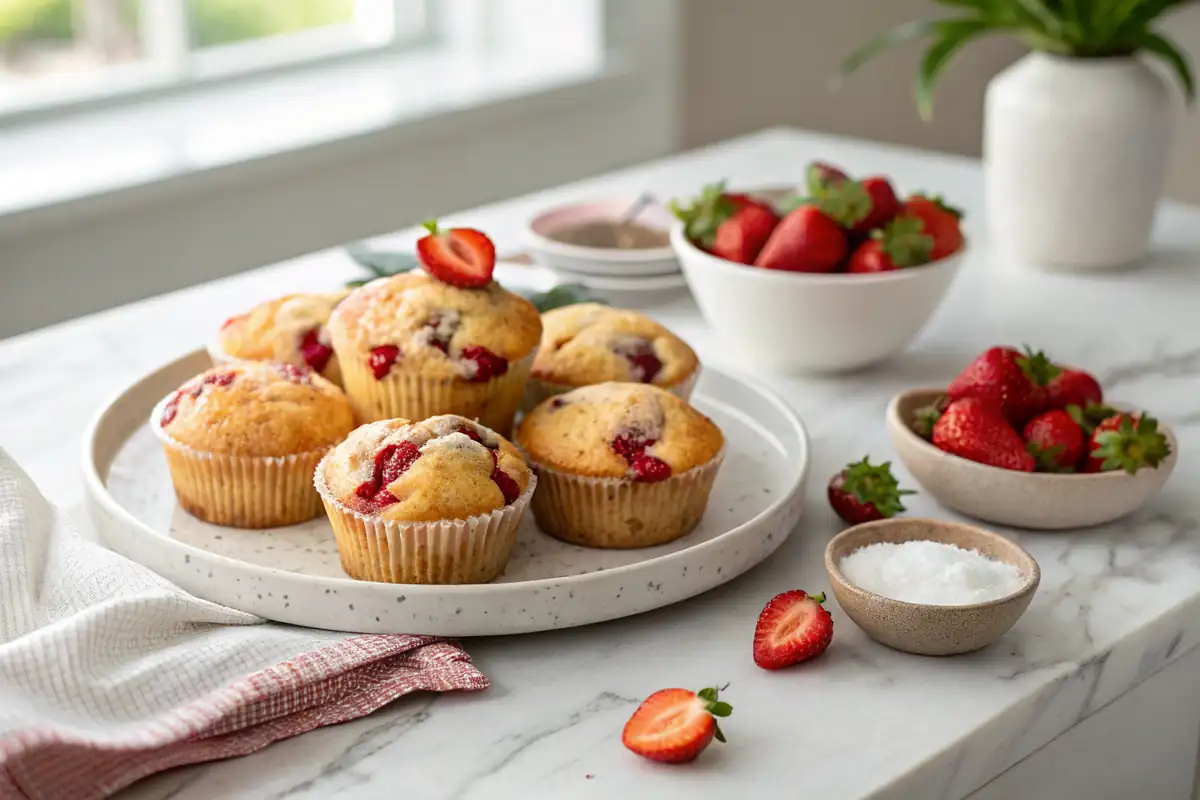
825;518;1040;656
888;388;1179;530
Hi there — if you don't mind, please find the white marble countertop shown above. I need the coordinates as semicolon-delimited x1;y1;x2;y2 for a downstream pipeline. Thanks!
2;128;1199;799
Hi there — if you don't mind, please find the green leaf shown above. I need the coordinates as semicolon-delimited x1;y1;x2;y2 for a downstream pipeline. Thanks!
709;702;734;717
1142;31;1196;102
344;245;420;278
713;721;727;744
697;687;718;702
1011;0;1064;37
841;19;941;76
524;284;605;313
917;21;997;119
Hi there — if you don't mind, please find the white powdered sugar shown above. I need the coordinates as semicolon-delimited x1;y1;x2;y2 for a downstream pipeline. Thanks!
839;540;1025;606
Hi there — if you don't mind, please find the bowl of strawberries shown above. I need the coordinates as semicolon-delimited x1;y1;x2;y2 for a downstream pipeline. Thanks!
669;162;966;373
888;346;1178;530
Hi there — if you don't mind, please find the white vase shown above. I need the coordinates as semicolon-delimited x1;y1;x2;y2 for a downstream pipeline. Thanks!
984;52;1174;270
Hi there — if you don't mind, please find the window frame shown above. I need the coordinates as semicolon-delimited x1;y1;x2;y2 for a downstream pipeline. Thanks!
0;0;434;129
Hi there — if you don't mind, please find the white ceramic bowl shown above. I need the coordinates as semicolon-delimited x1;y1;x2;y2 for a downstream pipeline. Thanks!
670;215;965;374
888;388;1179;530
525;198;679;278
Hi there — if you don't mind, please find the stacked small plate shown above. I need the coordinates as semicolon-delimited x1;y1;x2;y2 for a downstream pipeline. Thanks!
523;198;688;305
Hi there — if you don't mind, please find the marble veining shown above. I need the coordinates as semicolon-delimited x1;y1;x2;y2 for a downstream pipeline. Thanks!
1;129;1199;799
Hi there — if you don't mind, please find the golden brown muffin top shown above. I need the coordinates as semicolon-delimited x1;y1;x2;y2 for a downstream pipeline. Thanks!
319;414;532;522
157;361;355;457
216;292;347;381
531;304;698;389
328;273;542;382
516;383;723;482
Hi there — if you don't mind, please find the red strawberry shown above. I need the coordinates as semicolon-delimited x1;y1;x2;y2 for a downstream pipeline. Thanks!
847;216;935;273
850;176;901;237
368;345;401;380
1023;410;1085;472
622;687;732;764
711;203;781;264
298;328;333;373
723;192;759;211
932;397;1036;472
491;467;522;505
354;441;422;509
901;195;964;260
1048;368;1103;410
947;346;1060;426
1083;412;1172;474
630;453;672;483
805;161;850;193
416;220;496;288
827;457;915;524
754;206;847;273
460;345;508;382
670;182;742;250
753;590;834;670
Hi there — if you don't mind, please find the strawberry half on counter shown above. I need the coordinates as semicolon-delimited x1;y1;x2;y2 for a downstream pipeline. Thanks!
416;220;497;288
828;456;916;524
847;216;935;273
622;687;733;764
753;590;834;670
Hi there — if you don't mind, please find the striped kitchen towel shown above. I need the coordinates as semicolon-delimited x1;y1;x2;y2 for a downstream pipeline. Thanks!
0;450;488;800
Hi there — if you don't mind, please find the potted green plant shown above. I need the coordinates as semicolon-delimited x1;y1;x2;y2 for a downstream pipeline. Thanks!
842;1;1196;270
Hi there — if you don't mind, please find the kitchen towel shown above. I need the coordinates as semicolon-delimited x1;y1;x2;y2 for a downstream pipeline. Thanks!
0;449;488;800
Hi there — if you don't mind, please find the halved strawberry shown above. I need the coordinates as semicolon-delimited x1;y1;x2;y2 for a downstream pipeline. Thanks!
753;590;833;670
416;220;496;288
622;687;733;764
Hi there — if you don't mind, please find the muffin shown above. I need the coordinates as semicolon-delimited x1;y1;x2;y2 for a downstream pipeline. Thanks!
527;303;700;408
153;361;355;528
212;291;348;384
328;272;542;434
314;414;535;584
516;383;724;548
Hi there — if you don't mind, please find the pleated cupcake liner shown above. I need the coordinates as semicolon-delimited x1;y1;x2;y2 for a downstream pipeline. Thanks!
525;448;724;549
522;367;700;412
150;397;330;529
339;351;535;436
314;457;537;584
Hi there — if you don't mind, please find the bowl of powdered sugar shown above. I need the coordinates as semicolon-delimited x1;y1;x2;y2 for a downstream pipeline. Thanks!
825;518;1040;656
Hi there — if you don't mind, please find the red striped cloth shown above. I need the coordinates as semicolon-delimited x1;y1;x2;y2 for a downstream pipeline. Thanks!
0;635;486;800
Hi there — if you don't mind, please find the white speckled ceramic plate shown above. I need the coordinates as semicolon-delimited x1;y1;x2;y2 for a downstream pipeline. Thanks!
83;349;809;635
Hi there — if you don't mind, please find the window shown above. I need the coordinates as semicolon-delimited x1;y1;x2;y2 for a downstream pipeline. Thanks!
0;0;428;119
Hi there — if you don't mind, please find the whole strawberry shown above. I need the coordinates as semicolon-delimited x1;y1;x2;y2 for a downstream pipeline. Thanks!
1048;367;1103;410
1023;409;1085;472
670;181;752;251
622;686;733;764
754;205;847;273
947;345;1060;426
711;203;781;264
850;176;901;237
753;590;833;670
1084;412;1172;474
933;397;1036;472
902;194;964;260
805;161;850;193
847;216;934;273
828;456;916;524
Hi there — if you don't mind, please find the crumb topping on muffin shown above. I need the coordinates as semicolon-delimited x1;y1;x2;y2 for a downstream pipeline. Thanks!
320;414;532;521
158;361;354;457
516;383;723;482
532;304;698;388
329;272;542;382
218;292;348;376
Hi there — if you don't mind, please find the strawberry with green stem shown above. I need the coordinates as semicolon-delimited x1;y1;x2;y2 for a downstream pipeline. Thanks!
847;216;935;273
933;396;1036;472
947;345;1061;426
902;194;964;260
1084;412;1172;474
622;686;733;763
828;456;916;524
1023;409;1085;472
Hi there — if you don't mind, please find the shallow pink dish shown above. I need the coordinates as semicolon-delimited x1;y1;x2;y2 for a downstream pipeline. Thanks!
524;198;680;277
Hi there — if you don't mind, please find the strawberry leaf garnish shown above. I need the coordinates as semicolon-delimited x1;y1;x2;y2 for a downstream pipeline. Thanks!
840;456;916;518
1090;413;1172;474
872;215;935;267
695;686;733;743
810;179;872;227
1066;402;1120;434
1015;345;1061;386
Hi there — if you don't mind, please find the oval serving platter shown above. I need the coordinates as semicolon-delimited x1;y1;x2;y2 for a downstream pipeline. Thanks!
83;349;809;636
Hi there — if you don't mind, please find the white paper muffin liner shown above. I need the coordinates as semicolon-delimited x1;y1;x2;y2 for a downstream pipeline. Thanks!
525;447;724;549
522;366;700;412
338;350;535;436
314;455;537;584
150;396;331;529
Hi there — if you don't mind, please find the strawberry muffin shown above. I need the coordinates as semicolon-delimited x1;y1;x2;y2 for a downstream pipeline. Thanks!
211;291;348;385
153;361;355;528
315;414;535;584
516;383;724;548
328;272;541;434
528;304;699;408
